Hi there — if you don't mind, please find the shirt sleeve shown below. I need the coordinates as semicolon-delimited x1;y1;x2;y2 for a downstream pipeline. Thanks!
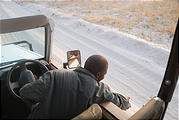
19;71;51;103
93;82;131;110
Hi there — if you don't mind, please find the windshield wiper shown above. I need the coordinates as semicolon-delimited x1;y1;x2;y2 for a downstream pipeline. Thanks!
3;41;33;51
0;59;26;68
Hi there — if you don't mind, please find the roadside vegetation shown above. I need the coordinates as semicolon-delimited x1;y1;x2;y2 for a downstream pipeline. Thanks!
18;0;179;48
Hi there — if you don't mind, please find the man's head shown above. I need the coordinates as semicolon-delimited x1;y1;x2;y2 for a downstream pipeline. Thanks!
84;55;108;81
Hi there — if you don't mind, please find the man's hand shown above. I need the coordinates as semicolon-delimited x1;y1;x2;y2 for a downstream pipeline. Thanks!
125;96;131;109
19;70;36;88
125;96;130;101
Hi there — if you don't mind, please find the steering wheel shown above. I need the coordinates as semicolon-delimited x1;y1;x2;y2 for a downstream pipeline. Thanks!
7;59;49;100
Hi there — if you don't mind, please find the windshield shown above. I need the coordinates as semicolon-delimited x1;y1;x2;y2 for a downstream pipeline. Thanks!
0;27;45;67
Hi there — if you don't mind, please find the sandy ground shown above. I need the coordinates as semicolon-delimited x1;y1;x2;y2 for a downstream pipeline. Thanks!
0;1;178;119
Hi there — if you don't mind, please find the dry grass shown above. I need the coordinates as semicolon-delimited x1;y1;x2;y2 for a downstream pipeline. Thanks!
32;0;178;44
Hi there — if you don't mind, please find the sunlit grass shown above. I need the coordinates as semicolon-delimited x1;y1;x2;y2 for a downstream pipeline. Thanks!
27;0;178;44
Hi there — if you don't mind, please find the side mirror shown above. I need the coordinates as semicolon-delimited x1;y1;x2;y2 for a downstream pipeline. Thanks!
63;50;81;69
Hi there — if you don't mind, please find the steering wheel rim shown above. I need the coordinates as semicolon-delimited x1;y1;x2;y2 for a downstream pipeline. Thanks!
7;59;49;100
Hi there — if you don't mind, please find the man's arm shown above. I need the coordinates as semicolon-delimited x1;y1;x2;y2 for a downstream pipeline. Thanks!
93;82;131;110
19;71;51;103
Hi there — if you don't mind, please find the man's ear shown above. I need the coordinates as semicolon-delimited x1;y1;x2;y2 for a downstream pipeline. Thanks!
96;72;101;79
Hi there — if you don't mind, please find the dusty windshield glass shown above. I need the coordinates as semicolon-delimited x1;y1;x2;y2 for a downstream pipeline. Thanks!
0;27;45;67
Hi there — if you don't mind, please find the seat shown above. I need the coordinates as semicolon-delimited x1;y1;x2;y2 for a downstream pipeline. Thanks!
72;104;102;120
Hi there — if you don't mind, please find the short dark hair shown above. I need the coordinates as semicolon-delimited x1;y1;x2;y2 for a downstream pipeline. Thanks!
84;55;108;76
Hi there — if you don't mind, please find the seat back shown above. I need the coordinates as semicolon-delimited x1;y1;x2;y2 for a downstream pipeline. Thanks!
129;96;165;120
72;104;102;120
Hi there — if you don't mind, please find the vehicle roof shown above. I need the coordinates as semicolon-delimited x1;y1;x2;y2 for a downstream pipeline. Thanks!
0;15;53;34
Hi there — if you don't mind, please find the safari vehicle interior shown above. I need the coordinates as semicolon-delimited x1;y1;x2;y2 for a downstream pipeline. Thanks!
0;15;178;119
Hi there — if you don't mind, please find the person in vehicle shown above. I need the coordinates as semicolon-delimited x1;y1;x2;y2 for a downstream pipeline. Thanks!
19;55;131;119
